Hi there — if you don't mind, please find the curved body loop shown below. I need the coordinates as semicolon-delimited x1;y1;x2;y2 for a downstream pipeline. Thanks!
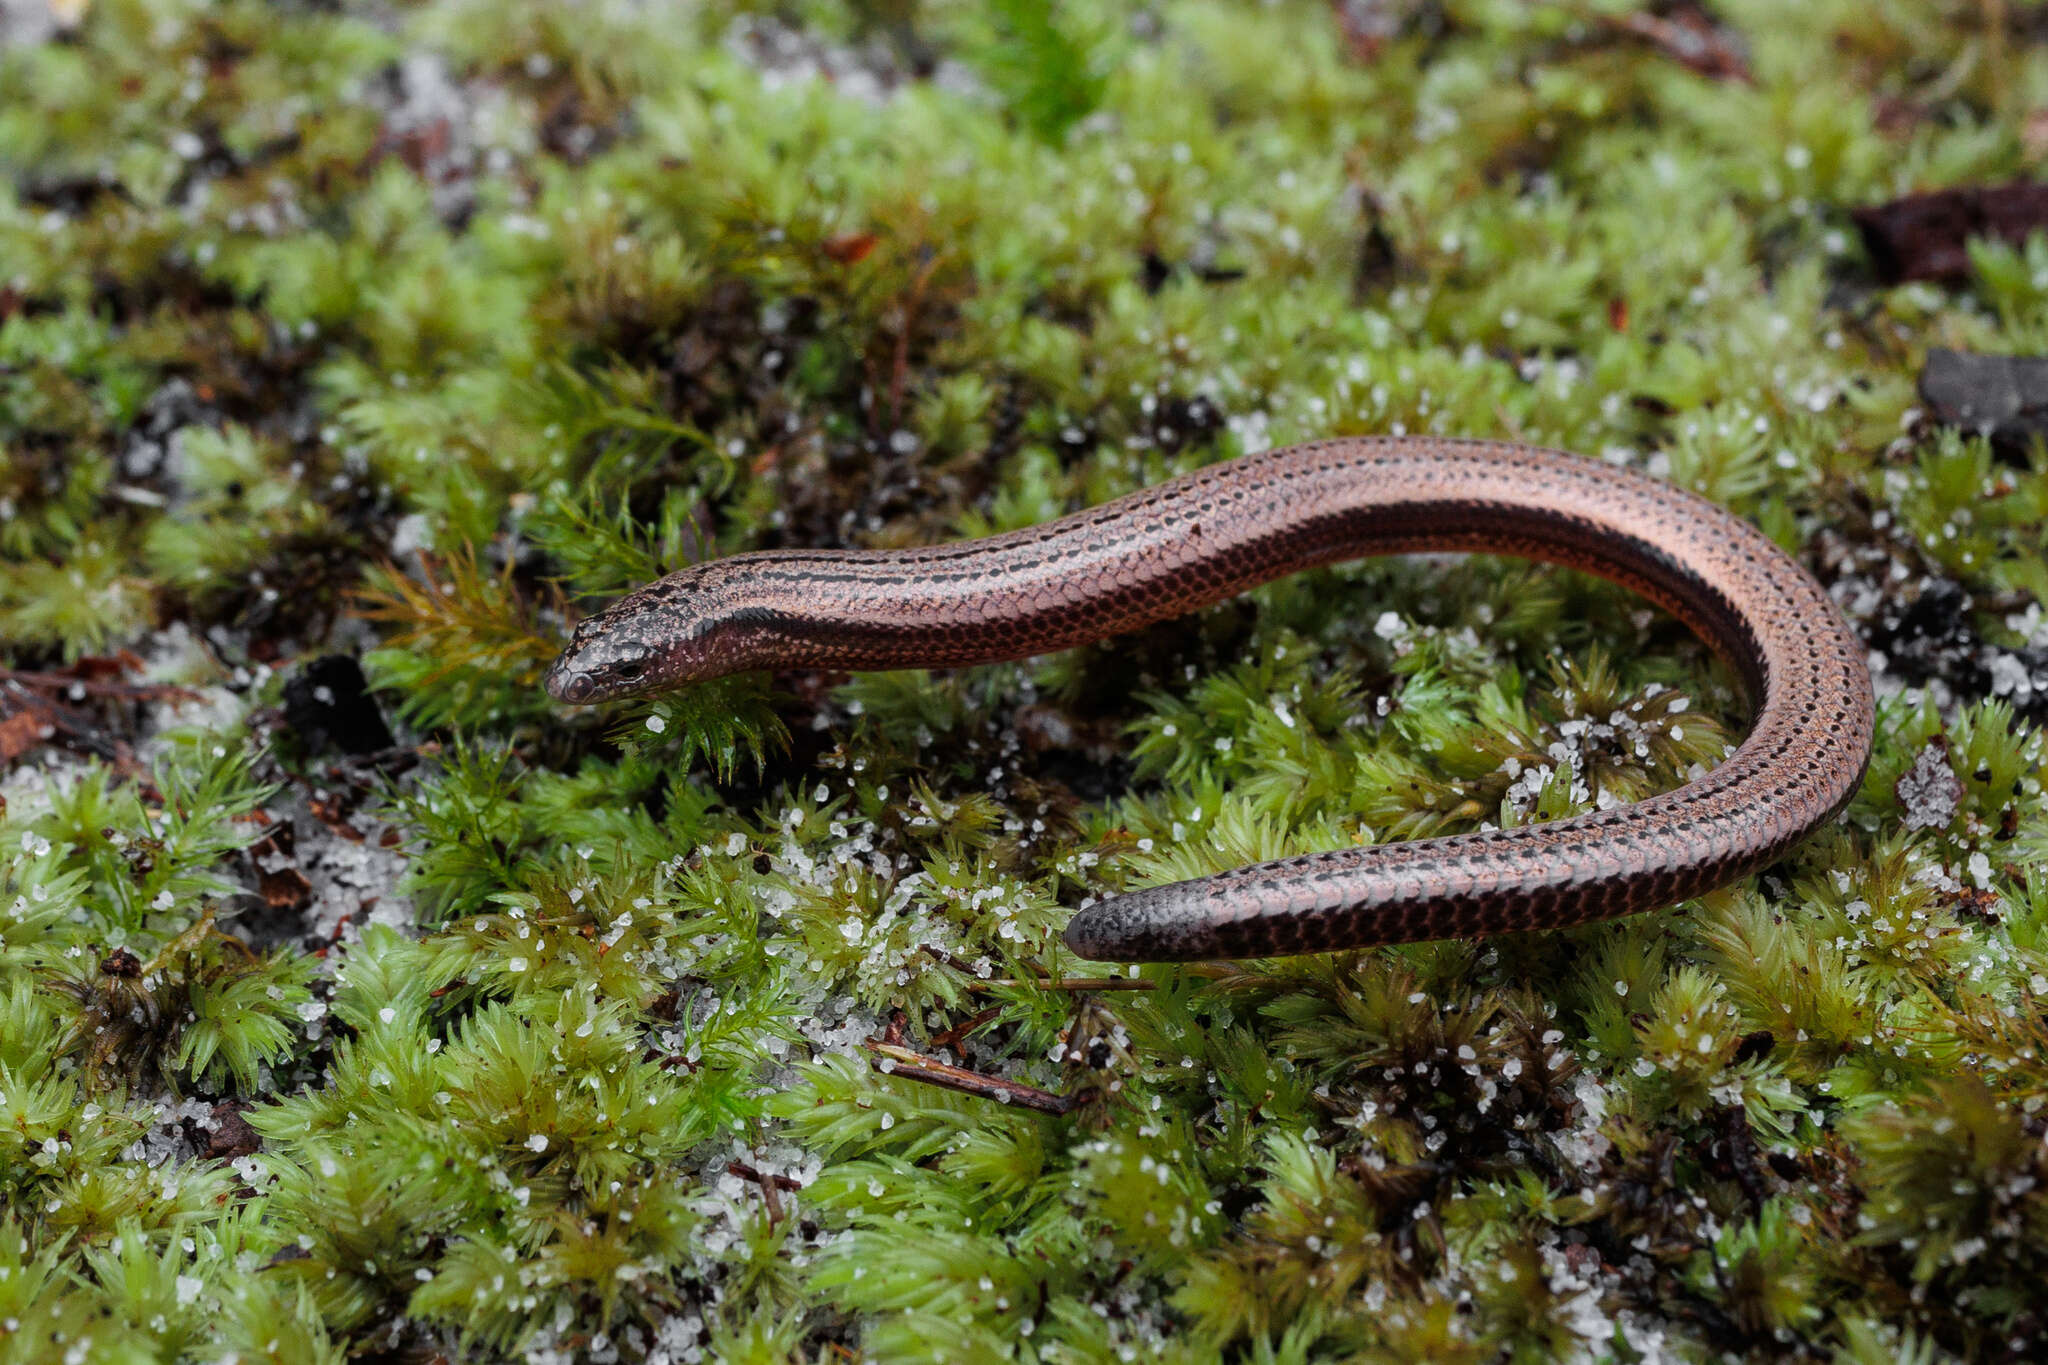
546;438;1875;962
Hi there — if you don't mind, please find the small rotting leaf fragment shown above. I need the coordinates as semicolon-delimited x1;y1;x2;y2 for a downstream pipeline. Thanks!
259;863;314;912
202;1103;264;1161
1852;183;2048;284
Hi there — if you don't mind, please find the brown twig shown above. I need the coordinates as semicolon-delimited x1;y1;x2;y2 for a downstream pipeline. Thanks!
0;667;209;705
919;943;980;974
865;1040;1079;1116
725;1159;803;1193
0;680;148;777
1609;8;1753;85
929;1006;1003;1052
1328;0;1395;64
725;1159;797;1223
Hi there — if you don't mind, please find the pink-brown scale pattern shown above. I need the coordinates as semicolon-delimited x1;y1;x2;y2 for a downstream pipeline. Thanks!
547;438;1875;962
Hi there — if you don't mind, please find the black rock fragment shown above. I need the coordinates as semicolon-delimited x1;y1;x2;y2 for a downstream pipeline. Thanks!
1918;347;2048;464
281;656;394;756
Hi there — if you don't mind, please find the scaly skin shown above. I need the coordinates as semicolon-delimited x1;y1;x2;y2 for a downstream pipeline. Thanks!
546;438;1875;962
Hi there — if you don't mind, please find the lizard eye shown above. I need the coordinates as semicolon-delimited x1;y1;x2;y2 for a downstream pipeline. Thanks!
614;660;646;681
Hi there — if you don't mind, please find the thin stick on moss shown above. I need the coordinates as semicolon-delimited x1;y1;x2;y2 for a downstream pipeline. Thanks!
864;1041;1080;1116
